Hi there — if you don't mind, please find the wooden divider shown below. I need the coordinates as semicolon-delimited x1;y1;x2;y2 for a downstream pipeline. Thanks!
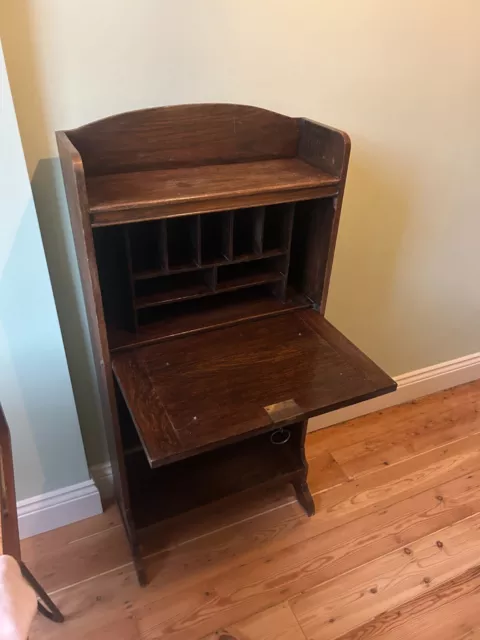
122;203;298;331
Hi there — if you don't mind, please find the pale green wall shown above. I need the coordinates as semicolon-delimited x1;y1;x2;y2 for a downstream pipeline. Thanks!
2;1;479;467
0;42;91;500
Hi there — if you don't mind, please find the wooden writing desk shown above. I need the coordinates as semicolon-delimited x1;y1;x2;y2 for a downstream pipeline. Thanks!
57;104;396;584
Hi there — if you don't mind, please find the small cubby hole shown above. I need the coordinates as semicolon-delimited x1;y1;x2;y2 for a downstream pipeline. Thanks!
134;269;211;306
128;221;162;274
201;212;227;263
93;226;136;333
136;284;280;327
167;216;198;269
263;203;292;252
216;256;285;289
127;216;200;275
233;208;257;257
288;197;336;302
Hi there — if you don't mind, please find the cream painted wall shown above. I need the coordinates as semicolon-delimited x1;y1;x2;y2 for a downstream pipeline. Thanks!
2;0;479;466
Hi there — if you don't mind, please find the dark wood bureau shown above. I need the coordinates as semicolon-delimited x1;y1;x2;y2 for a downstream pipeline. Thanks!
57;104;396;584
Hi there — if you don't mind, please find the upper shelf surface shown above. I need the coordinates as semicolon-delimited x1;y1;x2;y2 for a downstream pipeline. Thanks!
86;158;340;214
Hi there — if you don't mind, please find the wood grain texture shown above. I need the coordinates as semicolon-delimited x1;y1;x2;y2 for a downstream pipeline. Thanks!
30;565;139;640
297;118;351;179
336;565;480;640
27;465;480;639
291;511;480;640
23;522;130;594
24;381;480;640
135;464;480;604
140;484;302;565
288;198;336;308
134;263;284;309
201;603;306;640
124;424;306;529
90;185;340;227
21;504;122;559
86;159;338;214
312;433;480;522
57;104;378;584
112;312;395;468
56;131;144;578
34;610;140;640
298;312;395;391
132;246;285;281
67;103;300;176
330;387;480;478
296;118;351;313
305;451;349;492
306;382;480;460
460;629;480;640
110;290;310;352
133;468;480;640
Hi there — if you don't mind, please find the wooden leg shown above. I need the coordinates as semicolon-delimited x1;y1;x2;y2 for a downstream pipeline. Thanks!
133;548;148;587
291;419;315;516
293;478;315;517
119;504;148;586
128;535;147;586
20;562;64;623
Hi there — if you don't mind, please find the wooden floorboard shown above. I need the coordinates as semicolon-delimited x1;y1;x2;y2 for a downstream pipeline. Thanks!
306;383;480;462
201;603;307;640
131;463;480;639
329;385;480;478
335;565;480;640
290;511;480;640
23;514;131;593
27;380;480;640
313;433;480;524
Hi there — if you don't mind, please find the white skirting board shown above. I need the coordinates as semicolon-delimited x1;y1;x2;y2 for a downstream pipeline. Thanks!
18;353;480;537
308;352;480;432
17;479;102;540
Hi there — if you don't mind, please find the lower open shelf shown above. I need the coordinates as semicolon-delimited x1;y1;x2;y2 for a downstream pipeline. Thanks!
125;423;304;530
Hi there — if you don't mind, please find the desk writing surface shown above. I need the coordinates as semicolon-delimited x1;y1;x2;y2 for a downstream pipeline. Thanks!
112;311;396;468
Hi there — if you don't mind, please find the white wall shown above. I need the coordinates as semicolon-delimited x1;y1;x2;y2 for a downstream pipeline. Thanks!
0;41;90;500
1;0;479;465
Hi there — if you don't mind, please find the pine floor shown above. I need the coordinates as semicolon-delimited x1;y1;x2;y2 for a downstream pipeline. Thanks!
25;380;480;640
